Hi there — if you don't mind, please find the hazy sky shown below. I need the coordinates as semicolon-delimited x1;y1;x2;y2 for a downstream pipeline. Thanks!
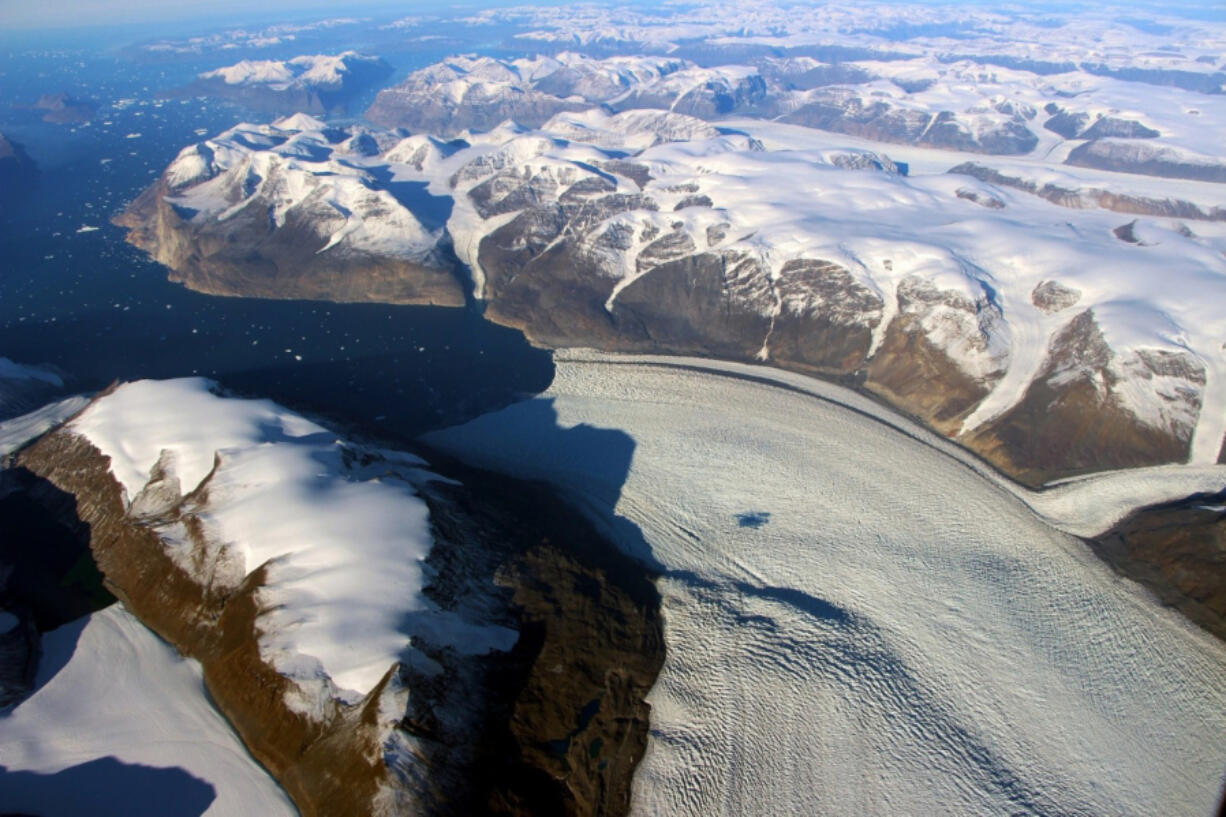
0;0;443;29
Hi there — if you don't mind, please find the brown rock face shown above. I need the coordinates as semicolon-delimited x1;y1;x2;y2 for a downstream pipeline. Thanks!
864;312;990;435
611;250;775;361
13;417;663;817
965;310;1200;485
765;259;883;374
415;463;663;817
1090;492;1226;641
863;277;1003;435
114;180;465;308
1030;280;1081;314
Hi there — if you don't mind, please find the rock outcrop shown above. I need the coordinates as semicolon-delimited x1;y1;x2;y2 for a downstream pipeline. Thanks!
1090;489;1226;642
948;162;1226;221
1065;140;1226;184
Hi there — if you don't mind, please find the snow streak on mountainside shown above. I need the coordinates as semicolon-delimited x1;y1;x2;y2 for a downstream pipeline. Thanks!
424;353;1226;817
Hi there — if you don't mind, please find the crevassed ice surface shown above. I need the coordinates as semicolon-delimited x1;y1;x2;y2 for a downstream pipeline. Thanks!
425;353;1226;817
0;605;296;817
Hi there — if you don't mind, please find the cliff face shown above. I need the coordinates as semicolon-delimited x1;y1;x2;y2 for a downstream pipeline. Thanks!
1090;490;1226;642
8;386;662;817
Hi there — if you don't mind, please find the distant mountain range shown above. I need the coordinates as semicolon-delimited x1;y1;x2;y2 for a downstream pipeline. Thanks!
162;52;392;114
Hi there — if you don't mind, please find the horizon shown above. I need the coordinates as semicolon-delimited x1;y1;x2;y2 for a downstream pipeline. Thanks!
3;0;1221;33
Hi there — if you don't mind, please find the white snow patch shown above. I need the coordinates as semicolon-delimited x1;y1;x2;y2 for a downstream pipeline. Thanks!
0;605;296;817
0;397;88;456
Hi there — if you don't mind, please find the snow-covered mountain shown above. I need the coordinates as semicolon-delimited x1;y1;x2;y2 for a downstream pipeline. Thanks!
122;109;1226;483
165;52;391;114
3;379;662;817
115;114;464;306
367;48;1226;175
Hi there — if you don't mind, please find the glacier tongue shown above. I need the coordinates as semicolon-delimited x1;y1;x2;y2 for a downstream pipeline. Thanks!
424;352;1226;817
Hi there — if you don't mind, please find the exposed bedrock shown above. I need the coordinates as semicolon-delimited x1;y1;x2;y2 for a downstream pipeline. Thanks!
1065;140;1226;184
948;162;1226;221
963;310;1202;484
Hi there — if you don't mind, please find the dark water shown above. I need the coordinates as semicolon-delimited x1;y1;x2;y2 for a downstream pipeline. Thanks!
0;28;554;441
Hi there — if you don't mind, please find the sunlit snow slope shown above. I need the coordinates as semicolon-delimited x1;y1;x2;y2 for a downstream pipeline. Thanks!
0;605;296;817
425;352;1226;817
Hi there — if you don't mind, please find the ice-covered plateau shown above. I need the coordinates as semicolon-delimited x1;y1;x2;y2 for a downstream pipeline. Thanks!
120;105;1226;484
5;378;663;817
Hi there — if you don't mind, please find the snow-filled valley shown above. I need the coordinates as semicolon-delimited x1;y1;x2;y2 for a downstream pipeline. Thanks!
424;351;1226;817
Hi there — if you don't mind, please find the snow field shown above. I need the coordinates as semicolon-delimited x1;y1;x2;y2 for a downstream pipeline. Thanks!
0;605;296;817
